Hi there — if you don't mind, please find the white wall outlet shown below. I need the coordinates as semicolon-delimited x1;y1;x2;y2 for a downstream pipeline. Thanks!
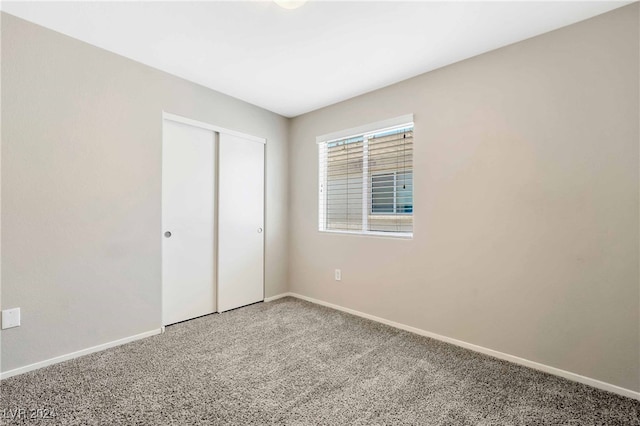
335;269;342;281
2;308;21;329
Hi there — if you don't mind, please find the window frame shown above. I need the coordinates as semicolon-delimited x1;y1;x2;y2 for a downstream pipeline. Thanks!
317;115;414;239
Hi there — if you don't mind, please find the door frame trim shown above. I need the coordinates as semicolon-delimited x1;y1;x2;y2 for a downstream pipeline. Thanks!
163;112;266;144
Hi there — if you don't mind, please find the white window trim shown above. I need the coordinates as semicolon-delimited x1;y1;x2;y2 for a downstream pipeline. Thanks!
317;115;414;239
316;114;414;144
320;229;413;239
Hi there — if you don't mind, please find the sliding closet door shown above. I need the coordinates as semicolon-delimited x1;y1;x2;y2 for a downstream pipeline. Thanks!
218;134;265;312
162;119;216;325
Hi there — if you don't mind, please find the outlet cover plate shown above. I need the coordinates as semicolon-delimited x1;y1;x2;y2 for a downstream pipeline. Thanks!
2;308;21;329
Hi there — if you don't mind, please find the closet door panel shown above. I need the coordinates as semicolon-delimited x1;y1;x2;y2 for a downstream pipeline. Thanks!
218;134;265;312
162;119;216;325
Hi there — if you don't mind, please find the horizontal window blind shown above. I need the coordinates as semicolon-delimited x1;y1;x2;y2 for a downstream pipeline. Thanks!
319;122;413;236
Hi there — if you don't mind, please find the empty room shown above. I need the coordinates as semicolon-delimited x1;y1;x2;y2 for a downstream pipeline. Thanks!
0;0;639;424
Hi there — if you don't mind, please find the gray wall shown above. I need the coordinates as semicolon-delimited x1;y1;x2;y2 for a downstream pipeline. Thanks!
289;4;639;392
0;13;289;372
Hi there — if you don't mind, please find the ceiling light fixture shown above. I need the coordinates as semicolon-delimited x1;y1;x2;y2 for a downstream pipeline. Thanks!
274;0;307;10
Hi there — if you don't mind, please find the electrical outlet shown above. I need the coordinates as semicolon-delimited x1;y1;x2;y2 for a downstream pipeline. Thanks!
2;308;21;329
335;269;342;281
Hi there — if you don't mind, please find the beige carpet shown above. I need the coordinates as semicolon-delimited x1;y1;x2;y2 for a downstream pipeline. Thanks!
1;297;639;425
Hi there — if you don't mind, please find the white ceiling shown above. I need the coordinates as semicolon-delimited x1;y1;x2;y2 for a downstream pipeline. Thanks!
2;1;631;117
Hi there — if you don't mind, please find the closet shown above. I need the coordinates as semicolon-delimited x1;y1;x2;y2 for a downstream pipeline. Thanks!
161;114;265;326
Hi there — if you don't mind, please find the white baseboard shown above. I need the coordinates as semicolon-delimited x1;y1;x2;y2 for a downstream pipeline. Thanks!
5;294;638;400
285;292;640;401
0;328;163;380
264;292;293;303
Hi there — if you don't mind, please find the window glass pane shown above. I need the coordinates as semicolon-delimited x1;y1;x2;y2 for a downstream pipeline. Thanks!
396;171;413;214
326;138;363;231
371;173;395;214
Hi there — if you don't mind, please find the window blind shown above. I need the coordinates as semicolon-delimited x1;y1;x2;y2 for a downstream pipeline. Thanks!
318;123;413;236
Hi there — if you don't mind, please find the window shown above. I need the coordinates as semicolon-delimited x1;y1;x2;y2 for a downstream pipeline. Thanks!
318;115;414;237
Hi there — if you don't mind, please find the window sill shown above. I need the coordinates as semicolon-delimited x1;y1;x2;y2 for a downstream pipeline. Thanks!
319;229;413;240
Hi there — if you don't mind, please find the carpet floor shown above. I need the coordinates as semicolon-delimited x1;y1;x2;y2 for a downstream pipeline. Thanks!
1;297;639;425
